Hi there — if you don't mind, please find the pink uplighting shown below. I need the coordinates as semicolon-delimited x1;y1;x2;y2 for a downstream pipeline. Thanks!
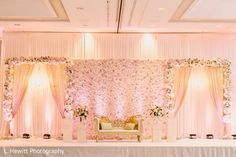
1;1;236;156
114;89;125;119
133;90;144;114
95;90;107;116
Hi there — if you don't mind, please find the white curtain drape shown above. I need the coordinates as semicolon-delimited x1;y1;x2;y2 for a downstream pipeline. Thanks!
172;67;192;117
176;67;224;138
11;64;62;137
2;32;236;136
3;32;83;58
46;64;66;118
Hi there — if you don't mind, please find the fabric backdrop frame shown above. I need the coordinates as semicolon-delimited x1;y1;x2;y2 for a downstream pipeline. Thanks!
1;56;73;137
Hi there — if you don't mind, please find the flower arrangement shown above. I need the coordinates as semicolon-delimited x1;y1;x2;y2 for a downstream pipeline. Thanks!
150;105;164;117
73;105;89;122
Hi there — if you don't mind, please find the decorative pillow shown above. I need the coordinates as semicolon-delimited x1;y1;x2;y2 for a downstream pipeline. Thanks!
126;116;139;130
101;122;112;130
112;119;125;128
100;116;110;123
124;123;135;130
126;116;137;124
99;116;110;129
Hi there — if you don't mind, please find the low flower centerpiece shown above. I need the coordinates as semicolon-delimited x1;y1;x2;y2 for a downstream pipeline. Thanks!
150;105;164;142
74;105;88;142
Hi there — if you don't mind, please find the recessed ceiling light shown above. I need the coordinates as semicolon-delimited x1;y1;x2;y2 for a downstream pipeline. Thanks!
76;7;84;10
158;7;166;11
14;23;21;26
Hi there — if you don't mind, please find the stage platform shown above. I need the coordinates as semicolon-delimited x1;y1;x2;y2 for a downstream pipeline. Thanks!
0;138;236;157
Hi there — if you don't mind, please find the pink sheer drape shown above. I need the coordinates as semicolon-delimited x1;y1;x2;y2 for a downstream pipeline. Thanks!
11;64;62;137
0;64;34;137
0;120;10;137
12;64;34;117
172;67;191;117
207;67;228;136
176;67;224;138
46;64;66;118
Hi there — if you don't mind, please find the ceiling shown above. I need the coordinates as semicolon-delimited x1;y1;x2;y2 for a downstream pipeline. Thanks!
0;0;236;32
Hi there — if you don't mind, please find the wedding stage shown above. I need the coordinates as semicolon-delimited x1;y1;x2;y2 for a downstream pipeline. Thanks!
0;139;236;157
0;56;234;157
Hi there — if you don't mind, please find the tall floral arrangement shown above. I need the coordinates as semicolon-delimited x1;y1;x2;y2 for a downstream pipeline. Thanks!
150;105;164;117
74;105;89;122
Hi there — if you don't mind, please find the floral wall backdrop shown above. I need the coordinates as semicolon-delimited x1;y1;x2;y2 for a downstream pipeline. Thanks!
70;60;166;139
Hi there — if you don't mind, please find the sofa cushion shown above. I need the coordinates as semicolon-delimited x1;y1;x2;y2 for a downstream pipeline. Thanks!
101;122;112;130
125;116;138;130
126;116;138;124
99;116;110;129
100;116;110;123
124;123;136;130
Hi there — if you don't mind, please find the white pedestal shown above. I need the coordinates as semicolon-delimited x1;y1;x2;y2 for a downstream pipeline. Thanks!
152;125;162;142
62;119;73;142
167;118;177;142
77;122;86;142
152;119;162;142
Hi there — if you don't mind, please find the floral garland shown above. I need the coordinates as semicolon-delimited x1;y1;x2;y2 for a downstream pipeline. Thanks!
165;58;231;121
3;56;73;121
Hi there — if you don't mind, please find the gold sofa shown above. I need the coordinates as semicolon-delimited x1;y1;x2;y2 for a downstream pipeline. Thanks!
94;115;143;142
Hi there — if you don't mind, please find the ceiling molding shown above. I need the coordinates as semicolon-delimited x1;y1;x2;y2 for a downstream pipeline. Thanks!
106;0;110;27
170;0;236;23
0;0;69;22
128;0;137;26
48;0;69;20
138;0;149;25
117;0;124;33
116;0;121;22
170;0;195;22
1;0;236;32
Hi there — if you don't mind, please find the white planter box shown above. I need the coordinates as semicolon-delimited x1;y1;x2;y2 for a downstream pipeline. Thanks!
62;118;73;142
153;125;162;142
152;119;162;142
167;118;177;142
77;121;86;142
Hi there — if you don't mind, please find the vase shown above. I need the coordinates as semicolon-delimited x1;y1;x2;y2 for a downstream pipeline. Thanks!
152;118;162;142
77;121;86;142
62;118;73;142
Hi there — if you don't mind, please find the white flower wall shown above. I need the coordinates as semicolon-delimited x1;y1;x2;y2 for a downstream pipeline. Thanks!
70;60;166;139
